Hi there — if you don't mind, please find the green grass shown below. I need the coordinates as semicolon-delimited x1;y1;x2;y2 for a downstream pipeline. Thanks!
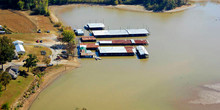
0;75;34;106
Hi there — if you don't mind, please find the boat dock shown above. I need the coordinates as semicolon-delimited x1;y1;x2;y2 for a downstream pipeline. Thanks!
98;46;136;56
92;29;149;37
80;43;99;50
79;46;95;58
136;46;149;58
81;36;96;42
98;39;149;45
84;23;105;30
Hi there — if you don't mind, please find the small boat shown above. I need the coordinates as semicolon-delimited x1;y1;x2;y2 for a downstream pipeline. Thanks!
95;57;102;60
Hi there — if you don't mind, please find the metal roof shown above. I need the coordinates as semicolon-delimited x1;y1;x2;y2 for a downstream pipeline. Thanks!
98;47;127;53
15;44;25;53
126;29;149;35
87;23;105;28
13;40;24;45
93;30;129;36
136;46;148;55
75;29;84;34
99;41;112;44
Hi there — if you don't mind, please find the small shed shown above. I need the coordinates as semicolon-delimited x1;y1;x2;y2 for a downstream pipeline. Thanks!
13;40;25;55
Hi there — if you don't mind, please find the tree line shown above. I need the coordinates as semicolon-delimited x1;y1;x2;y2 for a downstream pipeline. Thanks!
0;0;188;12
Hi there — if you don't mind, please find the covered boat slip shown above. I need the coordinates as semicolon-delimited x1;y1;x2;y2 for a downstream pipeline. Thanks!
98;46;136;56
92;29;149;37
80;43;99;50
85;23;105;30
80;36;96;42
98;39;149;45
136;46;149;58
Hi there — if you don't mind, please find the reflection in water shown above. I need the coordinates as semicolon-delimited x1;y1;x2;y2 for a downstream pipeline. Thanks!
30;2;220;110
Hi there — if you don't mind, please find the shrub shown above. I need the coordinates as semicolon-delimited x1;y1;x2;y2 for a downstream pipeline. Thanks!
54;22;62;27
1;103;10;110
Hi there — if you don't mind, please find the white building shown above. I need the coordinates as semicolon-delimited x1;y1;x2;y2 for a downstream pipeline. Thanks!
13;40;25;55
0;25;3;30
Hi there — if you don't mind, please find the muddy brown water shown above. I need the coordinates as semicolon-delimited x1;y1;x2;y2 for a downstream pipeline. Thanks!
30;2;220;110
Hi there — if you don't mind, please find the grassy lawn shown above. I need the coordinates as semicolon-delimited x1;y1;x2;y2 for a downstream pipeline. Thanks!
21;45;52;64
0;33;52;43
0;75;34;106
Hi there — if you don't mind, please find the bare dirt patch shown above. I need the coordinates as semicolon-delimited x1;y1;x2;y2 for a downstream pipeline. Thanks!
0;9;37;33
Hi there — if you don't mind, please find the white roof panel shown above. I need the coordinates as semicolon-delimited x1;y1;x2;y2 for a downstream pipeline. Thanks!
136;46;148;55
99;41;112;44
87;23;105;28
13;40;24;45
98;47;127;53
93;30;129;36
126;29;149;35
15;44;25;53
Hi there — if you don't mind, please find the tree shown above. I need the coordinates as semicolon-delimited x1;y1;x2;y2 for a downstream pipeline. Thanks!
62;29;76;43
17;0;25;10
23;54;39;72
0;72;12;90
42;56;51;66
1;103;10;110
66;41;76;57
0;83;3;96
0;36;15;70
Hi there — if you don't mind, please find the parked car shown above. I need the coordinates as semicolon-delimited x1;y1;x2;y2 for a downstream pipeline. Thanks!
37;29;41;33
61;54;68;59
47;30;50;33
61;50;67;54
40;40;43;43
36;40;39;43
48;63;53;67
41;51;46;55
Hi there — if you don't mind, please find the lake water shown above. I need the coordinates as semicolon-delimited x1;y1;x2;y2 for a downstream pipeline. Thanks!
30;2;220;110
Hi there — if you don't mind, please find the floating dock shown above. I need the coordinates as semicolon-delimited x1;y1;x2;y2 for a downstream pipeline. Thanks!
81;36;96;42
79;46;94;58
80;43;99;50
84;23;105;30
136;46;149;58
74;29;84;36
98;46;136;56
92;29;149;37
98;39;149;45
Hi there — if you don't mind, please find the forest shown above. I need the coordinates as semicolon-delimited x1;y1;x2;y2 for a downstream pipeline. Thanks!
0;0;188;13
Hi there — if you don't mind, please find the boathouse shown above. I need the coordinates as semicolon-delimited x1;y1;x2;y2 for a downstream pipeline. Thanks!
92;29;149;37
74;29;84;36
92;30;129;37
80;43;99;50
136;46;149;58
126;29;149;36
79;46;94;58
84;23;105;30
98;46;135;56
98;39;149;45
81;36;96;42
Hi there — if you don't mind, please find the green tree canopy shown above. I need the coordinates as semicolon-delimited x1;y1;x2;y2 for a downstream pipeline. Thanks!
0;36;15;70
23;54;39;72
62;29;76;43
1;103;10;110
0;71;12;90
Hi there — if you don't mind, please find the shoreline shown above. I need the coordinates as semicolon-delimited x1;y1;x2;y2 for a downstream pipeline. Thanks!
49;3;196;18
20;61;80;110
